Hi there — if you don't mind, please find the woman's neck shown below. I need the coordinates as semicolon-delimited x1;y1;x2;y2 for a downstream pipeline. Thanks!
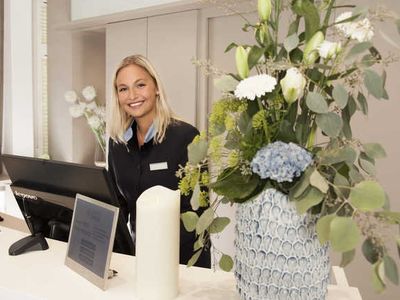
136;116;154;146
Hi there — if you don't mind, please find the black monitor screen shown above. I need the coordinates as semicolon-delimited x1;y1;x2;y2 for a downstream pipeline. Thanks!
1;154;134;256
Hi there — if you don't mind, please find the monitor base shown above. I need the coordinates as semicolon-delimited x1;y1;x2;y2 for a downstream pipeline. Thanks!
8;233;49;256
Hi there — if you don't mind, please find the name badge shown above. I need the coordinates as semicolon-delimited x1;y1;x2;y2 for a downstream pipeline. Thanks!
149;162;168;171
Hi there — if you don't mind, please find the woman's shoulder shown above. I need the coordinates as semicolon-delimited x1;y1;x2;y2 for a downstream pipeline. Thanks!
169;119;199;136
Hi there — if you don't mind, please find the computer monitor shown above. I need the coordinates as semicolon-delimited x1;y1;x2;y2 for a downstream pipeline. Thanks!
1;154;134;256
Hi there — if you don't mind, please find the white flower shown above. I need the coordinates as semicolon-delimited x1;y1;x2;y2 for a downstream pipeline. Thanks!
234;74;277;100
351;18;374;42
335;12;374;42
280;68;306;104
318;40;341;59
69;102;86;118
95;106;106;120
86;101;97;111
64;90;77;104
82;85;96;101
87;115;102;130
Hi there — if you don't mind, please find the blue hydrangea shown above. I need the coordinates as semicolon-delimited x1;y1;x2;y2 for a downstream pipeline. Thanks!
250;141;313;182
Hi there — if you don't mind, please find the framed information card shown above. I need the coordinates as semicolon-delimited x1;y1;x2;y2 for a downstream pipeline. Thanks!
65;193;119;290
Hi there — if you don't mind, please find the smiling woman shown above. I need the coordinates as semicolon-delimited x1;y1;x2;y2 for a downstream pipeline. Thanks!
107;54;211;268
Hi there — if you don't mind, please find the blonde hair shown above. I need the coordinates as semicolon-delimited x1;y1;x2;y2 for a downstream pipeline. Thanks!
108;54;176;144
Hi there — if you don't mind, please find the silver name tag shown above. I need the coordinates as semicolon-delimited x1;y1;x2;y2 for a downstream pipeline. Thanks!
149;162;168;171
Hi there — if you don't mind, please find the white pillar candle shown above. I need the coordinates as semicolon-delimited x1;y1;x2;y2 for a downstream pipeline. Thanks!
135;185;180;300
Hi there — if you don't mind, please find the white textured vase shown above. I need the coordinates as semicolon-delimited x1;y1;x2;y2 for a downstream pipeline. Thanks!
234;188;330;300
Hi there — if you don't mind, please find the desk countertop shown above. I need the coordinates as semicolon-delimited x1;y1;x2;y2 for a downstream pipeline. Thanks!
0;225;362;300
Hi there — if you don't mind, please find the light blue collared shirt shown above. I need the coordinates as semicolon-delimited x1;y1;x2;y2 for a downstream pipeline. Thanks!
123;120;157;143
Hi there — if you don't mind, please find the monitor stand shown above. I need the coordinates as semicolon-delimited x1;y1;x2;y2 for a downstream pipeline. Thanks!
8;233;49;256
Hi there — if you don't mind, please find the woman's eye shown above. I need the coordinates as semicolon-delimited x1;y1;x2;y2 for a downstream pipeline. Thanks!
137;83;146;88
118;87;127;92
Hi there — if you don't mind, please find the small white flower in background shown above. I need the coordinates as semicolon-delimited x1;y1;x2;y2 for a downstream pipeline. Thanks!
95;106;106;120
351;18;374;42
318;40;341;59
86;101;97;111
64;90;78;104
280;68;306;104
234;74;277;100
82;85;96;101
87;115;102;130
69;102;86;118
335;12;374;42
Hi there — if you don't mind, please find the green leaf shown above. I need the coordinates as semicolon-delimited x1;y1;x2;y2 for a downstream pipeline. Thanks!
209;217;230;234
310;170;329;193
364;69;384;99
316;214;335;244
224;42;238;53
319;146;357;165
181;211;199;232
190;183;200;211
340;249;356;268
211;168;260;201
383;255;399;285
334;172;350;198
349;181;385;211
306;92;329;113
359;157;376;176
362;238;382;264
375;211;400;224
284;34;299;53
346;42;373;60
396;19;400;35
316;112;343;137
295;187;325;214
292;0;320;41
290;167;314;200
397;238;400;259
187;249;202;267
349;165;364;184
363;143;387;159
330;217;360;252
213;75;238;92
188;138;208;164
193;236;204;251
332;84;348;109
356;92;368;115
372;261;386;293
247;46;264;70
219;254;234;271
196;208;214;234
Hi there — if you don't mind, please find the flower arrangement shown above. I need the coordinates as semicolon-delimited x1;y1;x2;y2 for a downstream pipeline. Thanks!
64;86;106;154
178;0;400;291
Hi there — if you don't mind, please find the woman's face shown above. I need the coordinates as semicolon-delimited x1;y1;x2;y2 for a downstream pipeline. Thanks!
116;64;158;122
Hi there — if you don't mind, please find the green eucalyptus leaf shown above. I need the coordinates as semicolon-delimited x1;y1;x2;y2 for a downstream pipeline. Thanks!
346;42;373;60
181;211;199;232
330;217;360;252
372;260;386;293
397;238;400;259
225;42;238;53
190;183;201;211
362;238;382;264
292;0;320;41
209;217;230;234
396;19;400;34
284;34;299;53
295;187;325;214
316;214;335;244
334;172;350;198
340;249;356;268
383;255;399;285
248;46;264;70
356;93;368;115
359;157;376;176
349;165;364;184
349;181;385;211
219;254;234;271
310;169;329;193
193;236;204;251
319;146;357;165
211;168;260;201
188;138;208;164
214;75;238;92
316;112;343;137
187;249;202;267
306;92;329;113
332;84;348;109
364;69;384;99
290;167;314;200
363;143;387;159
196;208;214;234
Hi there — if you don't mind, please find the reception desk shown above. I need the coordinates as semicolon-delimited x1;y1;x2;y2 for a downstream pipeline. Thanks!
0;221;363;300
